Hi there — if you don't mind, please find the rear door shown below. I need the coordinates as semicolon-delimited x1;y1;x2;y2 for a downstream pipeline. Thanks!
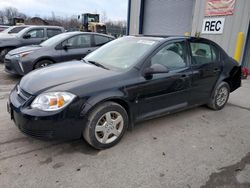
46;28;63;39
188;39;222;104
58;34;95;61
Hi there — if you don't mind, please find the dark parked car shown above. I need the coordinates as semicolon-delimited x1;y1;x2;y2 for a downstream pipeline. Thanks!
0;25;64;62
4;32;115;75
8;36;241;149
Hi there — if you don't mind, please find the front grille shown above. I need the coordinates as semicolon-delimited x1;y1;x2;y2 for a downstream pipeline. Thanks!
16;85;32;105
4;58;11;64
19;126;54;139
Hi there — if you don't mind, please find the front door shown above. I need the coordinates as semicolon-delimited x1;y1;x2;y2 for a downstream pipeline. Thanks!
59;34;95;61
136;40;192;120
21;28;46;46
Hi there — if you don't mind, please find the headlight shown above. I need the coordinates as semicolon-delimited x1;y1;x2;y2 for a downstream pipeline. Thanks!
15;51;33;59
31;92;76;111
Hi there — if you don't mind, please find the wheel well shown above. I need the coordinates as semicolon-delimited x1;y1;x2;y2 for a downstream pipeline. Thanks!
33;58;55;69
223;66;241;92
108;99;129;114
90;98;133;130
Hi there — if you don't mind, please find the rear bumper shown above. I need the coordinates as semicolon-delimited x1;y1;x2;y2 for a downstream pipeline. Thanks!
231;66;242;92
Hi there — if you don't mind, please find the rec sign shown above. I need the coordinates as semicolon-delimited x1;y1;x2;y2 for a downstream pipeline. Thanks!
201;17;225;34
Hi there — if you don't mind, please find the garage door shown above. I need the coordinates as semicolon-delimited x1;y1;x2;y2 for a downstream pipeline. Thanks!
142;0;194;35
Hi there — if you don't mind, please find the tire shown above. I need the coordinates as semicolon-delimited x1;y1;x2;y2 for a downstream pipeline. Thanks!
34;60;53;69
83;102;128;149
207;81;230;110
0;48;12;63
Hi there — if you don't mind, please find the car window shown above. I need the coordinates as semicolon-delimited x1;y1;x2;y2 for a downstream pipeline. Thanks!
94;35;111;46
26;29;44;38
151;41;187;70
3;26;27;34
190;42;219;65
47;29;62;38
62;35;91;48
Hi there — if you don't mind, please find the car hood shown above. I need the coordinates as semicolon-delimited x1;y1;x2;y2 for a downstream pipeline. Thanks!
0;33;17;39
8;45;42;55
20;61;118;95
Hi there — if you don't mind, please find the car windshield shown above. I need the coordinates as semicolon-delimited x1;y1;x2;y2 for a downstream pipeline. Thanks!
84;36;159;70
40;33;71;47
2;26;27;34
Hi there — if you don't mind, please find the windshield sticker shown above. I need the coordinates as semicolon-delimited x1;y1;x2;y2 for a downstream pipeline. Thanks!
137;40;155;45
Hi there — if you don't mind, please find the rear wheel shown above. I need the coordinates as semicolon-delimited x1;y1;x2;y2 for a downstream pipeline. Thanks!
83;102;128;149
34;60;53;69
207;81;230;110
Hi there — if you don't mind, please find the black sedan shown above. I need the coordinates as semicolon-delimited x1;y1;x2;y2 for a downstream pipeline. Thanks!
8;36;241;149
4;32;114;75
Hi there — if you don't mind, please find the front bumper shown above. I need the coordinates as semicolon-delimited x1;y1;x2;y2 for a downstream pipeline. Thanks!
8;86;89;140
4;54;32;76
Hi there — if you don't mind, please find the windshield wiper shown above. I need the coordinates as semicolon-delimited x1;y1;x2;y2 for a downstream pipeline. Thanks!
84;59;109;70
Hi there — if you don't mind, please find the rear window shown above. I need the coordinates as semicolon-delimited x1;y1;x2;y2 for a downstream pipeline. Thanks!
47;29;62;38
94;35;112;46
8;26;27;34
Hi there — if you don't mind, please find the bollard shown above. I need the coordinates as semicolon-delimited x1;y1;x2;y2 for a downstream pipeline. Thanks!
234;32;244;63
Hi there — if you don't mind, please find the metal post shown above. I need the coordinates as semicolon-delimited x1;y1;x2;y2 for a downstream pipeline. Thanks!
234;32;244;63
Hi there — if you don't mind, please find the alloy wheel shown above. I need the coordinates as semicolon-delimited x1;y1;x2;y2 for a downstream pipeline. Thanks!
216;86;229;107
95;111;124;144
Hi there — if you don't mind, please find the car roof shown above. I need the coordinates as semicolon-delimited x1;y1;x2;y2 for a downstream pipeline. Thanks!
131;35;218;44
133;34;190;41
62;31;115;38
25;25;64;29
16;25;65;36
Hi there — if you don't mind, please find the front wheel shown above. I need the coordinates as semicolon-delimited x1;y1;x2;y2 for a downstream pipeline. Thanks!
207;81;230;110
34;60;53;69
83;102;128;149
0;48;12;62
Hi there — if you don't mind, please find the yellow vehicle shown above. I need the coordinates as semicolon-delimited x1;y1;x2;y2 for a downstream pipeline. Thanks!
10;17;25;26
81;13;106;34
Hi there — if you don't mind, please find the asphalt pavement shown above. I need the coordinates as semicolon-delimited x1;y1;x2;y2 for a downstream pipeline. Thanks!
0;64;250;188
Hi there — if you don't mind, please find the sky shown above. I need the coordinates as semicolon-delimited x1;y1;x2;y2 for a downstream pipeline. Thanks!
0;0;128;21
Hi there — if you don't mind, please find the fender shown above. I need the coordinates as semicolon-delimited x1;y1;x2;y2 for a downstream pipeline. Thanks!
34;56;56;64
212;60;241;97
80;90;136;130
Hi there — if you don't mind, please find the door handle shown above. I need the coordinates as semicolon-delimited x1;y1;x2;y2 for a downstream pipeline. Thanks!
213;68;220;73
180;74;189;81
181;74;187;78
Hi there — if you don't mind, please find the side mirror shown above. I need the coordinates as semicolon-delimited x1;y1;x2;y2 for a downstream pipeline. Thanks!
143;63;169;77
23;33;31;39
62;43;72;50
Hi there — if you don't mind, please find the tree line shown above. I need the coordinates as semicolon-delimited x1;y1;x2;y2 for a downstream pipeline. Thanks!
0;7;126;34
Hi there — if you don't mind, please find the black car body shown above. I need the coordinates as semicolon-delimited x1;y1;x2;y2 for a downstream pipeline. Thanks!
0;25;64;62
4;32;114;75
8;36;241;149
